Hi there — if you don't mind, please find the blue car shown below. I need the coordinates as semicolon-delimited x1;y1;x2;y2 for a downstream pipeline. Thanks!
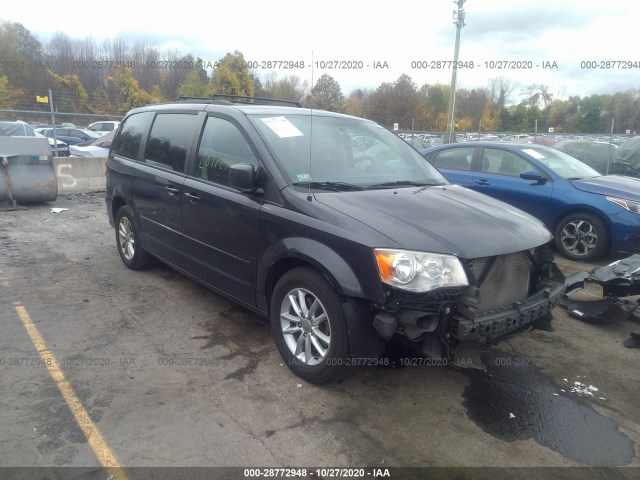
38;127;100;146
420;142;640;261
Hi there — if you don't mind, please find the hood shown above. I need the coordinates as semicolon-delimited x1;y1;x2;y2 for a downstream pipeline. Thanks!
47;137;67;147
314;184;552;259
68;145;109;157
570;175;640;201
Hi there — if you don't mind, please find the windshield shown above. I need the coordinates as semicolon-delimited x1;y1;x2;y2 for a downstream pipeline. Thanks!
521;146;601;179
250;114;447;188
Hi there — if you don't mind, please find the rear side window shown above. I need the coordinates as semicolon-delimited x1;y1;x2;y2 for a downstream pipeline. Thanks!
195;116;258;186
145;113;197;172
112;112;153;159
433;147;475;171
481;149;538;177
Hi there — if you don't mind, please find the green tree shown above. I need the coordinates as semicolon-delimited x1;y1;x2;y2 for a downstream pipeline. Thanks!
162;54;201;99
48;70;91;112
308;74;345;112
391;74;420;130
210;50;253;96
0;75;22;109
250;71;264;97
578;95;607;133
420;84;450;131
106;66;152;113
91;87;113;115
456;88;490;131
177;68;209;98
0;21;48;93
366;81;394;127
345;88;370;118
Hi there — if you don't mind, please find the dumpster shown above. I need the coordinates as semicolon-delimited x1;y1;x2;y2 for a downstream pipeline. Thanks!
0;136;58;206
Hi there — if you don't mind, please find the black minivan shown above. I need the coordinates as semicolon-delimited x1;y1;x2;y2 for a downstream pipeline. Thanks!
106;97;567;383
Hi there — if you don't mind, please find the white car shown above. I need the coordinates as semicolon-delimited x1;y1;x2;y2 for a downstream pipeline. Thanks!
35;131;70;157
87;121;121;136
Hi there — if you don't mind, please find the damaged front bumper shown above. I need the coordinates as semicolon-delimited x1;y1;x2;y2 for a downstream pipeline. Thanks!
560;255;640;346
452;283;565;342
373;248;568;365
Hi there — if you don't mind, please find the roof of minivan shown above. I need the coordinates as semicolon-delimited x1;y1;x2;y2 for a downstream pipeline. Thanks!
126;102;367;121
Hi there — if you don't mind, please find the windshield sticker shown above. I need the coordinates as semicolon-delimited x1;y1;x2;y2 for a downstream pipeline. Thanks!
296;173;311;182
522;149;546;159
260;116;304;138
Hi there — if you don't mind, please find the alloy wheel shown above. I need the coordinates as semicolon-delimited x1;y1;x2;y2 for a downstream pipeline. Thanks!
279;288;331;366
560;219;598;257
118;216;135;261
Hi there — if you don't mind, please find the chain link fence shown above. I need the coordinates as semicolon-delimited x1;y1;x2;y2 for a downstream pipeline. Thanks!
0;109;122;128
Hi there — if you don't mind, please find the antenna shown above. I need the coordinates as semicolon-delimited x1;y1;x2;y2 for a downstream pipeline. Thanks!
307;50;314;202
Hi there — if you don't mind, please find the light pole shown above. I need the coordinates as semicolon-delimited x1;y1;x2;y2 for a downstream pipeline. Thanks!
446;0;466;143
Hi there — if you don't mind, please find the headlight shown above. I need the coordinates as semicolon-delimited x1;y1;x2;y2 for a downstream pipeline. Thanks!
606;196;640;214
374;249;469;292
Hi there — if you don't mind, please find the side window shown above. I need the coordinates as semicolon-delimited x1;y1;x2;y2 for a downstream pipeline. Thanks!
432;148;475;171
481;148;538;177
195;116;258;186
144;113;197;172
112;112;154;159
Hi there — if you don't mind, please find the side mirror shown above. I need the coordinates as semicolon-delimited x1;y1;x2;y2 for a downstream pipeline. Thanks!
229;164;258;192
520;170;546;183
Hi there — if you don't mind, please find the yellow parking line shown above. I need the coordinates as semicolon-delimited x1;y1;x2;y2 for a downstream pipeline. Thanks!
15;305;129;480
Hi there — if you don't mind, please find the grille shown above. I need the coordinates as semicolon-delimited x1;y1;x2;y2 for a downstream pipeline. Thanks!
467;251;532;313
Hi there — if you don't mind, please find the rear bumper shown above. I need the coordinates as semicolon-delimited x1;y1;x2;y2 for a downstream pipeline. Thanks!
451;283;566;343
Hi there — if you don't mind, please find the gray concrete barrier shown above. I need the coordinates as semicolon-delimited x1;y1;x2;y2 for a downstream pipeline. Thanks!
53;156;106;194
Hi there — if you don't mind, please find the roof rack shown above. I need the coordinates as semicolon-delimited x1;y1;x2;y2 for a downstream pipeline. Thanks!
176;94;302;108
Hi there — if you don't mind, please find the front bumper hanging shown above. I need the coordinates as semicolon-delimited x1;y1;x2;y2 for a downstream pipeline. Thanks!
452;283;565;342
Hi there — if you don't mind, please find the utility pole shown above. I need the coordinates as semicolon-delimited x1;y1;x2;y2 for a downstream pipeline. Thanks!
446;0;466;144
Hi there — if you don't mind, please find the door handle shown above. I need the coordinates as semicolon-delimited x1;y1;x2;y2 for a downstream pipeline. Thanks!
474;179;489;185
165;186;180;196
184;192;200;202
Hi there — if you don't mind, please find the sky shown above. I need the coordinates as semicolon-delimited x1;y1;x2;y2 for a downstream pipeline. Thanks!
4;0;639;102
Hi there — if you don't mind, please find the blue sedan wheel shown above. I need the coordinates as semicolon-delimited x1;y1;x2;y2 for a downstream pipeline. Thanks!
555;212;609;261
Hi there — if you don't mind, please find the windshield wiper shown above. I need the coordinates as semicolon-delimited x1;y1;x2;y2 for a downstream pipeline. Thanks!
291;181;365;191
366;180;445;189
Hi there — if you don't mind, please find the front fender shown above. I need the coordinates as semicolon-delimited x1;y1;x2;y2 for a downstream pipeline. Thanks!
257;237;384;312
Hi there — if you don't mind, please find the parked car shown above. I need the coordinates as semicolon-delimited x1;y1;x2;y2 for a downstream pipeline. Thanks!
0;120;70;156
87;120;121;136
106;98;567;383
553;139;617;174
69;129;115;157
421;142;640;261
610;136;640;178
38;127;100;145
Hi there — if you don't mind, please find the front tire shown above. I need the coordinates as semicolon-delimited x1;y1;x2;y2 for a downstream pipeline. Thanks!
555;212;609;261
270;267;350;384
115;205;154;270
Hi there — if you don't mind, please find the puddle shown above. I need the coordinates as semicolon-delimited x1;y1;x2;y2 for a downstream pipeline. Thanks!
462;351;634;466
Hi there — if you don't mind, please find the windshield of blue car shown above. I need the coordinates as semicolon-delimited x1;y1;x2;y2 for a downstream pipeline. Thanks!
250;113;448;189
520;146;601;179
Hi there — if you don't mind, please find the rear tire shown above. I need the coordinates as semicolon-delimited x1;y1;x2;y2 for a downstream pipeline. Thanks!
555;212;609;261
115;205;154;270
270;267;350;384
